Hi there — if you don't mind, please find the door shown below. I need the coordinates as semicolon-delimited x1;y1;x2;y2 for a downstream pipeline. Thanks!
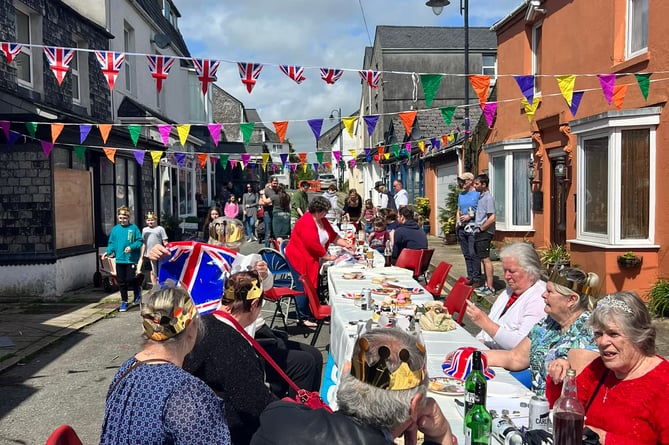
550;158;567;245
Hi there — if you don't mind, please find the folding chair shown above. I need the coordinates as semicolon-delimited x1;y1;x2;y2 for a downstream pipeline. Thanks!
424;261;453;299
298;275;332;346
259;248;302;330
45;425;83;445
394;248;423;279
418;248;435;283
444;277;474;325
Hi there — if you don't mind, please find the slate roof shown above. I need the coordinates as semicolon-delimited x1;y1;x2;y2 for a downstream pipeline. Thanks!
375;26;497;51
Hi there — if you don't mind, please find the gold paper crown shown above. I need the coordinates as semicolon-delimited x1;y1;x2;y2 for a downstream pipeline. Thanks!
350;338;425;391
117;206;130;216
548;267;594;297
142;295;197;341
145;211;157;219
222;278;263;303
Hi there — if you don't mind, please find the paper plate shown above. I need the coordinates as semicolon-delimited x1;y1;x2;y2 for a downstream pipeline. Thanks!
487;381;529;398
428;377;465;396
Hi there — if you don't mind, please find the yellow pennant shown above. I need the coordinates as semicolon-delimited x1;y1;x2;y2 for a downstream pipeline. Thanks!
343;116;358;138
262;153;270;171
177;124;191;146
556;75;576;106
384;153;390;160
349;149;357;159
150;151;163;168
521;97;542;123
418;140;425;153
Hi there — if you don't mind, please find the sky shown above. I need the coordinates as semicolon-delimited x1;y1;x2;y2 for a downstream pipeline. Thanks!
173;0;522;155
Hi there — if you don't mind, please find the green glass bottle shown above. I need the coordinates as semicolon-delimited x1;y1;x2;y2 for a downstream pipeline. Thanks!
464;350;488;418
464;351;491;444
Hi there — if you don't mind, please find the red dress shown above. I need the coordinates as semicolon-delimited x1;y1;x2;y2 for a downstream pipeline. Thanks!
285;212;338;289
576;356;669;445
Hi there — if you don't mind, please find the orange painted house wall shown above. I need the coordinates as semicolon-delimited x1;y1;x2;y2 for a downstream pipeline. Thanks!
486;0;669;298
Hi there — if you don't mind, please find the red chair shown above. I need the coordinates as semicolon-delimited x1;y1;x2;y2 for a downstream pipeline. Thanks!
45;425;83;445
418;248;435;283
444;277;474;325
394;248;423;279
298;275;331;346
424;261;453;299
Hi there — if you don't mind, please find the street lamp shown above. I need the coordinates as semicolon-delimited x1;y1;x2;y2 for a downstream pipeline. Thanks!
329;108;343;189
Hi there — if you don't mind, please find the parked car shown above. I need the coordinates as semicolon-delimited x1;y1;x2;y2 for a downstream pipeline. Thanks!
318;173;337;189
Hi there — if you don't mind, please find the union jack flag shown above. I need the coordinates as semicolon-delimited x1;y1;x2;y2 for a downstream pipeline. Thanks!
237;62;263;93
192;58;220;95
95;51;125;91
279;65;306;84
158;241;238;314
1;42;22;64
146;55;175;93
358;70;382;89
44;46;74;86
320;67;343;85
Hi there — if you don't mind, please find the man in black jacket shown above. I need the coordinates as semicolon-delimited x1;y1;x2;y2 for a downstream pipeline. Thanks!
392;206;428;260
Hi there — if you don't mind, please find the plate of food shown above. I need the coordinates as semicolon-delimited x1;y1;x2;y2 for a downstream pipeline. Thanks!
428;377;465;396
342;293;363;300
371;288;396;297
343;272;365;280
371;276;397;284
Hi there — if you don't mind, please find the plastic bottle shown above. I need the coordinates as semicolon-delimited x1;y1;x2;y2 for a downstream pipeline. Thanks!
553;368;584;445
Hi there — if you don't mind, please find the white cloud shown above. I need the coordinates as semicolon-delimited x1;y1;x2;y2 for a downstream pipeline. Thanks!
174;0;522;154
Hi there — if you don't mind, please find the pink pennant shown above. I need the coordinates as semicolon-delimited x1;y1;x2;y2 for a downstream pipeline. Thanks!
483;102;497;127
40;140;54;157
598;74;616;105
158;125;172;146
0;121;9;140
333;151;341;163
241;153;251;168
208;123;222;145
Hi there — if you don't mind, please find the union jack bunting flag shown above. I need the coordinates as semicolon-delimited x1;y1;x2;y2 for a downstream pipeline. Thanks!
192;58;220;95
95;51;126;91
279;65;306;84
358;70;382;89
44;46;74;85
146;55;175;93
0;42;22;64
320;67;344;85
237;62;263;93
157;241;238;314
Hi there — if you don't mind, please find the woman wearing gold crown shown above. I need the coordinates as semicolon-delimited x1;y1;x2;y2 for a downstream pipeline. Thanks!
484;266;601;396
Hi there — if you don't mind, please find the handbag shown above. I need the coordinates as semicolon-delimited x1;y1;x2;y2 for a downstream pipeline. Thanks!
212;310;332;412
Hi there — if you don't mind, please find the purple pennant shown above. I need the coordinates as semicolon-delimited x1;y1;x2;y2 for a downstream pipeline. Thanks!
483;102;498;127
307;119;323;141
279;153;288;167
364;148;371;162
79;124;92;144
363;115;379;137
133;150;145;166
241;153;251;167
569;91;585;117
312;162;319;172
430;137;440;152
598;74;616;105
174;153;186;167
40;140;54;157
289;163;297;172
7;131;21;145
333;151;341;163
514;75;535;105
0;121;10;140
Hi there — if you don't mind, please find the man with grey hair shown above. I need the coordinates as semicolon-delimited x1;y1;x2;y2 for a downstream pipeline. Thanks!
250;328;455;445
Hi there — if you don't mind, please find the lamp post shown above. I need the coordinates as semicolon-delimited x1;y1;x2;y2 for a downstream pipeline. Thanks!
426;0;470;168
329;108;343;189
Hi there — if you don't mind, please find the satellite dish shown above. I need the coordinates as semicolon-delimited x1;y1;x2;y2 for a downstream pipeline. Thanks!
151;33;171;49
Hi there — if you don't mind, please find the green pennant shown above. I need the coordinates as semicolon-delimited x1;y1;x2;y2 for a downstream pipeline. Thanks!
420;74;443;107
439;106;456;126
315;151;324;164
128;124;141;147
73;145;87;161
392;143;400;157
26;122;37;139
219;154;229;168
635;73;651;101
240;122;255;145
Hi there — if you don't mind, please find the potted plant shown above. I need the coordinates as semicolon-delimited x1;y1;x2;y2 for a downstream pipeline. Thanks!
617;251;642;269
439;182;459;244
414;197;431;233
539;243;571;271
647;278;669;317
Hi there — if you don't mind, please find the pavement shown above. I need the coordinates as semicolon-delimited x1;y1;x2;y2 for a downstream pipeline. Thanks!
1;235;668;375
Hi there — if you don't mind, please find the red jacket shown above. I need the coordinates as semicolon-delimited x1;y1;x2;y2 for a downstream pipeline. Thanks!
285;212;338;288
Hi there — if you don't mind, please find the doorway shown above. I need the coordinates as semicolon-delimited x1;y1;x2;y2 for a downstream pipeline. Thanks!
550;157;567;246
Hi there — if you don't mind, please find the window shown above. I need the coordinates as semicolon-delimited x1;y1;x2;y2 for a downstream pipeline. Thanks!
485;141;533;230
53;147;86;170
163;0;170;20
71;42;81;104
15;9;33;86
627;0;648;58
123;24;135;95
482;54;497;79
572;108;658;246
99;157;139;236
532;22;542;96
160;157;196;218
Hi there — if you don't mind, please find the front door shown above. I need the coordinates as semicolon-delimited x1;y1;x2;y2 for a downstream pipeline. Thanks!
550;158;567;245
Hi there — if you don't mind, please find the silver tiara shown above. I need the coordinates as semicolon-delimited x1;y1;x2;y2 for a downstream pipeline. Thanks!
597;295;633;314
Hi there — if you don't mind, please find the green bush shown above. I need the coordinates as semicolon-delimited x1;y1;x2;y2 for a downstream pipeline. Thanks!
647;278;669;317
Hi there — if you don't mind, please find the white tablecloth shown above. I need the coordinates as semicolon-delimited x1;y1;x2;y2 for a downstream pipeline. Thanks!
327;261;532;443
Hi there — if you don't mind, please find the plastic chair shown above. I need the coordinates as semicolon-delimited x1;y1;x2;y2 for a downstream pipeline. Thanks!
394;248;423;279
45;425;83;445
424;261;453;299
444;277;474;325
418;248;435;283
298;275;332;346
259;248;302;329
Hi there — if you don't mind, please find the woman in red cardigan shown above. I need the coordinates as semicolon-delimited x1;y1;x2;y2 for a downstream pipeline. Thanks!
285;196;353;325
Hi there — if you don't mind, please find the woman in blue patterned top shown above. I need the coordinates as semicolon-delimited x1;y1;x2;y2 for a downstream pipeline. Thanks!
485;267;600;395
99;285;231;445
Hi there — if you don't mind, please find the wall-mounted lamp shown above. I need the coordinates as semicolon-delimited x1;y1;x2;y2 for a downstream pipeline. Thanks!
528;159;536;183
554;159;569;182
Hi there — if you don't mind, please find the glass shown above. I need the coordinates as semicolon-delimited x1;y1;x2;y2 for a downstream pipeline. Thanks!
621;129;649;239
583;137;608;234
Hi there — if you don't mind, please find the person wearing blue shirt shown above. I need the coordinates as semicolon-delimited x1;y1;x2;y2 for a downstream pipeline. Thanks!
456;172;482;287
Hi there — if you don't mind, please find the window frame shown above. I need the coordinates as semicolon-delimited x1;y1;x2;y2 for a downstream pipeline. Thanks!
71;41;81;104
482;53;497;80
14;7;34;88
123;23;135;96
484;140;534;232
571;109;659;247
626;0;648;59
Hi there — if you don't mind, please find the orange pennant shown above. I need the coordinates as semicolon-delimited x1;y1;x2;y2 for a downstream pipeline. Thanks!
469;75;491;107
398;111;417;136
197;153;208;168
273;121;288;144
298;152;307;165
51;123;64;143
378;146;385;157
612;84;628;110
98;124;112;144
103;148;116;163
